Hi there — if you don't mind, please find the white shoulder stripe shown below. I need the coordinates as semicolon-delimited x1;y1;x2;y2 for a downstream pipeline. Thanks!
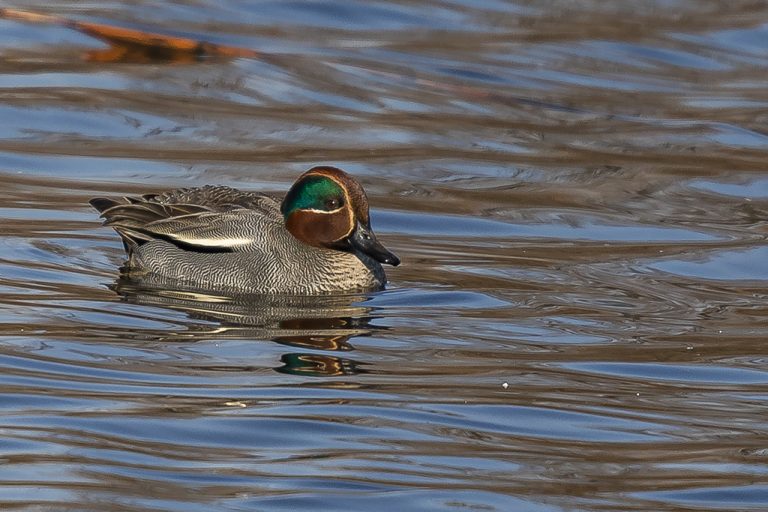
169;235;253;247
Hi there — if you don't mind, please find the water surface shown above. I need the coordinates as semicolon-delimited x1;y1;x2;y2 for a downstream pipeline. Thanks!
1;1;768;511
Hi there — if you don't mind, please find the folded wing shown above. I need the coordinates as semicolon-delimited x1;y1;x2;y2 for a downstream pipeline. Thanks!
90;189;280;253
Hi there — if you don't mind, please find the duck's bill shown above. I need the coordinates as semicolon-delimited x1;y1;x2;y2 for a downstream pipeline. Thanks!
351;222;400;266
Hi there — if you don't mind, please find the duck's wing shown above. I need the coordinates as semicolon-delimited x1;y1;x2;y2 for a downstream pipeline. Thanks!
133;209;279;252
90;186;282;253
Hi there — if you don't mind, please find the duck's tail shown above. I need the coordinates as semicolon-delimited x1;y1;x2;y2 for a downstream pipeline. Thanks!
89;195;187;254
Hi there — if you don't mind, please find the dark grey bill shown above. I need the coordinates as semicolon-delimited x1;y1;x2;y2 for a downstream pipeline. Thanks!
350;221;400;266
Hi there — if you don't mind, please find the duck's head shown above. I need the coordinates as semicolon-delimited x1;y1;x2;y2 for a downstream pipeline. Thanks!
281;166;400;266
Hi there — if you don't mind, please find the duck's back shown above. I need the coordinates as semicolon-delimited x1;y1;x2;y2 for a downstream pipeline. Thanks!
149;185;279;212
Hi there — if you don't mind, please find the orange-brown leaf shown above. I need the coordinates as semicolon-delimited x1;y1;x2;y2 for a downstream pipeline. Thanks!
74;21;260;60
1;8;260;63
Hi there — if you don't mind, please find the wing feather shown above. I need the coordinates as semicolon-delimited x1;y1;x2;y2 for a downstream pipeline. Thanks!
135;209;275;251
91;186;283;254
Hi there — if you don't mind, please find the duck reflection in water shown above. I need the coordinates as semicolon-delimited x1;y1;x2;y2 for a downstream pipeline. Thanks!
112;274;382;377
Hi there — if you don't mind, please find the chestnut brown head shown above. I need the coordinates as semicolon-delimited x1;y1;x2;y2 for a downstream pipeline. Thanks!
281;166;399;266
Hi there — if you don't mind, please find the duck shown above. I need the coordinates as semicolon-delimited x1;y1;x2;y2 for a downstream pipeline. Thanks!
90;166;400;294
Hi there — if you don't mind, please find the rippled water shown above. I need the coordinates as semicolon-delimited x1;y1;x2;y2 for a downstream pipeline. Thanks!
2;1;768;510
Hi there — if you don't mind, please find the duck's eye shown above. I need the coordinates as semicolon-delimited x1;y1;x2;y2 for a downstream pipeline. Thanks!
325;197;343;210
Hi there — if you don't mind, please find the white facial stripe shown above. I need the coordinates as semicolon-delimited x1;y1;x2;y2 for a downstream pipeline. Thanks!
304;207;344;214
339;182;352;218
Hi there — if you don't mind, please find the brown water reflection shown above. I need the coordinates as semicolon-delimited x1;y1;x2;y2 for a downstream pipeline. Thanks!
1;1;768;511
114;280;372;376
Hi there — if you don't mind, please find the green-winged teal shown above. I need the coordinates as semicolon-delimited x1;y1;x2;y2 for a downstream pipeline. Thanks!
90;166;400;294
